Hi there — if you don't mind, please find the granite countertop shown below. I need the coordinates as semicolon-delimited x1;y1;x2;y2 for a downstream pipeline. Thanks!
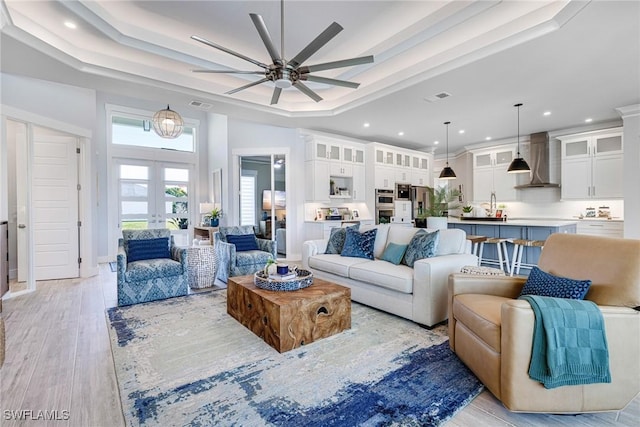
448;217;578;227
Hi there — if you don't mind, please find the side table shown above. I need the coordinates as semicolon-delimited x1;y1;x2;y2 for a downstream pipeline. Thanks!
187;245;218;289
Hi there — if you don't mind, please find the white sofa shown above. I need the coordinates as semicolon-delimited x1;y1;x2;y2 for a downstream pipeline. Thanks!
302;224;477;328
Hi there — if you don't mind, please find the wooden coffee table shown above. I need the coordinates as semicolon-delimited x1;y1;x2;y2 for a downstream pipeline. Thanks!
227;275;351;353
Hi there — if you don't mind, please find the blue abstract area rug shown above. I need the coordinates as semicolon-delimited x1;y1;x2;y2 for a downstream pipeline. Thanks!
106;291;483;426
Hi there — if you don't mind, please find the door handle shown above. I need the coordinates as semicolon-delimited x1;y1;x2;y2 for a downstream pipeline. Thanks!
18;224;26;229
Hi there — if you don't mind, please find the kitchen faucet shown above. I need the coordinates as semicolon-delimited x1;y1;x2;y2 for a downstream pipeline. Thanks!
490;191;497;216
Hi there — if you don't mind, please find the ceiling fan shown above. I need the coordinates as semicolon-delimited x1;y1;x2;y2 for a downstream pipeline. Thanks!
191;0;374;105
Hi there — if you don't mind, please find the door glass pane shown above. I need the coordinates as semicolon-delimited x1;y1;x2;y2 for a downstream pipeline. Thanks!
343;147;353;162
120;182;147;197
120;165;148;180
121;219;148;230
495;150;513;164
565;140;589;156
596;136;622;154
475;154;492;167
165;168;189;182
376;150;384;163
121;201;148;214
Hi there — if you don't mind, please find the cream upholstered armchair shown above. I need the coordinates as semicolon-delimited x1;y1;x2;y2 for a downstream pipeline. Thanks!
448;233;640;413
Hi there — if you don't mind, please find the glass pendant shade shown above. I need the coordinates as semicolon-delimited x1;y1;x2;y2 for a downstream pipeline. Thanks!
152;105;184;139
439;121;457;179
507;103;530;174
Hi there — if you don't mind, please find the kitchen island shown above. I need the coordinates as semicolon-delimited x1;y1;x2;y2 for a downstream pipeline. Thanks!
448;217;577;275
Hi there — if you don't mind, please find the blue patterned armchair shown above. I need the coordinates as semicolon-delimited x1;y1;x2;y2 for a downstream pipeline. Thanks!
214;225;276;282
117;229;189;306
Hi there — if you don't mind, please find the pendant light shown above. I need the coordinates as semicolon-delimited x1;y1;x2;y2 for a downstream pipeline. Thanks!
439;121;457;179
152;105;184;139
507;103;531;173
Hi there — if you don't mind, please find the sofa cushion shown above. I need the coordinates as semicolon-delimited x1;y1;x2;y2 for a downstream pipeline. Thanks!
435;228;467;255
349;260;414;294
403;229;440;267
325;224;359;254
386;225;420;246
127;237;170;262
341;227;377;259
125;258;183;282
361;223;390;259
235;250;273;267
308;254;370;277
453;294;510;353
227;234;259;252
381;243;408;265
519;266;591;299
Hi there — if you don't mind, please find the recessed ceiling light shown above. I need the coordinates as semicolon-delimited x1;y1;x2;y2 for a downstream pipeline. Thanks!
543;111;551;116
398;131;404;136
458;129;465;134
585;118;593;123
64;21;77;29
363;122;370;128
485;136;492;141
434;140;439;145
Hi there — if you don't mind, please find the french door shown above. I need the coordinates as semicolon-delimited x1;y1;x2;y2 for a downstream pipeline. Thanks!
116;160;193;246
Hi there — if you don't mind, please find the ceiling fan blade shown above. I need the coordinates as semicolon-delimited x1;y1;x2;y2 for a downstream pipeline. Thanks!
270;87;282;105
191;35;269;70
250;13;282;65
192;70;264;74
288;22;343;68
293;81;323;102
303;75;360;89
225;78;270;95
298;55;374;74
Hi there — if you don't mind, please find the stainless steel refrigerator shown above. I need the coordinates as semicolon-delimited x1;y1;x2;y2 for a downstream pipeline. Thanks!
410;186;431;219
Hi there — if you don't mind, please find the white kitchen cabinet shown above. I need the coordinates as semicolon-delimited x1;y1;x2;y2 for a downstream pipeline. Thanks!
374;166;395;190
329;162;353;177
576;220;623;238
352;165;366;201
559;128;623;200
304;160;330;202
411;155;431;186
306;139;341;161
471;145;517;202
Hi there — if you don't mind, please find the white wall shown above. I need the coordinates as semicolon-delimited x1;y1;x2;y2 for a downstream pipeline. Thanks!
618;105;640;238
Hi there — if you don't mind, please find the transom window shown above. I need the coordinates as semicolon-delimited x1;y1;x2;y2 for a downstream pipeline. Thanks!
112;116;195;152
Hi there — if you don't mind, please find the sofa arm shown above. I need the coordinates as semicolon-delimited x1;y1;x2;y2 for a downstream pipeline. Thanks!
257;238;276;257
302;239;328;269
215;240;236;282
171;245;188;272
411;253;478;327
500;301;640;411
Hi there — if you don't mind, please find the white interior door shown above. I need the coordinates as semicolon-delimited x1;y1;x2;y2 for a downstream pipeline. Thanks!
18;126;80;281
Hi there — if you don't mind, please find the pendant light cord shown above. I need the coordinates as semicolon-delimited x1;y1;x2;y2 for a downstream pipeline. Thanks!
444;121;451;166
515;103;522;156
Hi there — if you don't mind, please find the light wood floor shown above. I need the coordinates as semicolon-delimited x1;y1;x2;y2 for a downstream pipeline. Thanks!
1;265;638;426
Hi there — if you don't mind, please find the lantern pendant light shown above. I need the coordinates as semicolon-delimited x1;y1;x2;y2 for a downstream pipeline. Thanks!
152;104;184;139
507;103;531;173
439;121;457;179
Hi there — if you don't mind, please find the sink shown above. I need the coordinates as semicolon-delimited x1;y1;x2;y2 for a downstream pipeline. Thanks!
459;216;504;222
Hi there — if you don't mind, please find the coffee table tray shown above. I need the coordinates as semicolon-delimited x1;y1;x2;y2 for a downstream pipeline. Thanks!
254;269;313;291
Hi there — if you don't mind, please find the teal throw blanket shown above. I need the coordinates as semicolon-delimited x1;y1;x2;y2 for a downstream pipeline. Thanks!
520;295;611;389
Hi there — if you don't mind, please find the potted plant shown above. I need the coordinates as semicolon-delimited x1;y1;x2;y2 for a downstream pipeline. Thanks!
461;205;473;217
210;207;222;227
417;186;461;229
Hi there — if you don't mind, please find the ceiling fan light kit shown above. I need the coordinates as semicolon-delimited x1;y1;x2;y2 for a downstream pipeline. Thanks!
507;103;531;174
152;105;184;139
191;0;373;105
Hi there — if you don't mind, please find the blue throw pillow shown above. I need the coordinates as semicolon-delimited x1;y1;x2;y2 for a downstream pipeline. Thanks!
227;234;259;252
325;224;360;254
519;266;591;299
402;229;440;267
341;227;377;260
127;237;170;262
381;243;408;265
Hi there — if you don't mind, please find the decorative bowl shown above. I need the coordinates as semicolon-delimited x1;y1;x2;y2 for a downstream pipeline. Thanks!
254;269;314;291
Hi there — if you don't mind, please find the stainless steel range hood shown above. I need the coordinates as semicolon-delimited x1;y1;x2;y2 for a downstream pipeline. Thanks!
514;131;560;189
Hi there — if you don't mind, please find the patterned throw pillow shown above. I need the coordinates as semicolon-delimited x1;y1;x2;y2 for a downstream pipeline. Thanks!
127;237;170;262
325;224;360;254
381;243;408;265
226;234;259;252
402;229;440;268
340;227;377;260
519;266;591;299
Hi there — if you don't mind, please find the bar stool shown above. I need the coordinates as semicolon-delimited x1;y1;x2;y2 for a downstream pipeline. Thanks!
465;235;487;266
510;239;546;276
482;237;511;274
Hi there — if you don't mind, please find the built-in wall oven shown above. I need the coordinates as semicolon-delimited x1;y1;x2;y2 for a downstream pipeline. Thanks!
375;189;395;224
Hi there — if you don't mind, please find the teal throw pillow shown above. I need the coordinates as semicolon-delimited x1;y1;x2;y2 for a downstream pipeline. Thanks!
341;227;377;260
325;224;359;254
519;266;591;299
402;229;440;267
381;243;408;265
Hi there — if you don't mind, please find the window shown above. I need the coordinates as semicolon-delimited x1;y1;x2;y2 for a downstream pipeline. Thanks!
240;171;257;226
112;116;195;152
